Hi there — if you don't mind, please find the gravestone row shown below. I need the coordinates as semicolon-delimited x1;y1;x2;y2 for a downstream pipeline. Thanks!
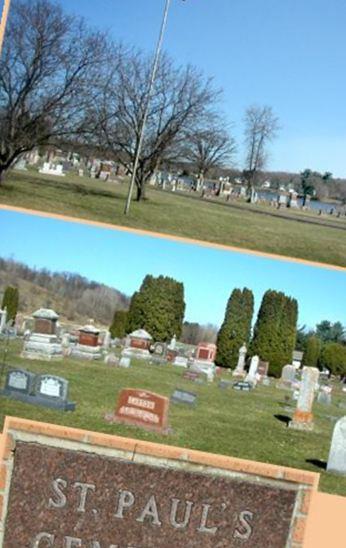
0;368;75;411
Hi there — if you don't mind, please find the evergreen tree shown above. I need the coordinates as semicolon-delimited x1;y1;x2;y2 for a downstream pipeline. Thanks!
1;286;19;325
251;290;298;377
303;336;321;367
320;343;346;376
215;288;254;368
109;310;128;339
126;275;185;341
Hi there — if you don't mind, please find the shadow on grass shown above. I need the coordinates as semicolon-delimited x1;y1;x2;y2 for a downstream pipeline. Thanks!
306;458;327;471
274;414;292;426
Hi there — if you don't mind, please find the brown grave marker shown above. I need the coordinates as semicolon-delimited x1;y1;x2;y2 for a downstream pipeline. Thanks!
0;417;319;548
106;388;170;434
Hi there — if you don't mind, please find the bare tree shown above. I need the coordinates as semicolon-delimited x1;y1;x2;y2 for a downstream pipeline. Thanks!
182;121;237;190
243;105;280;196
94;51;221;201
0;0;110;183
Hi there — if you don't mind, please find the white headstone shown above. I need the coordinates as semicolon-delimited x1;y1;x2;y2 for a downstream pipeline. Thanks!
40;377;61;398
103;331;112;349
119;357;131;368
245;355;259;385
327;416;346;475
234;343;247;374
290;367;320;430
0;307;7;333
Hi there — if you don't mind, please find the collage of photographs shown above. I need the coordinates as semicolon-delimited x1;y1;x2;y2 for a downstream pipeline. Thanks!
0;1;345;547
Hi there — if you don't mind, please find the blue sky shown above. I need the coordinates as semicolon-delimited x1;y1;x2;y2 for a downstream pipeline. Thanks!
52;0;346;177
1;209;345;329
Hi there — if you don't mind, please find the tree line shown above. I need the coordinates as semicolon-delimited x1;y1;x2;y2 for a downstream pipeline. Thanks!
0;258;129;324
1;0;282;202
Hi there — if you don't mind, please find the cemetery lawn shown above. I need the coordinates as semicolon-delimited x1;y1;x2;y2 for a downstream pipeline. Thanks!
1;170;346;267
1;342;345;497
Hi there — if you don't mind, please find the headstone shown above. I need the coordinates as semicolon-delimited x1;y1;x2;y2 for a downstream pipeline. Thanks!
71;324;102;360
21;309;63;360
183;371;203;383
169;334;177;350
61;332;70;347
173;356;188;368
0;307;8;333
107;389;169;433
153;341;167;357
104;353;120;367
0;417;319;548
3;368;35;395
102;330;112;349
317;390;332;406
257;361;269;378
289;367;320;430
14;158;28;171
233;343;247;376
233;381;252;392
0;371;75;411
245;355;259;385
278;364;297;388
327;416;346;475
119;356;131;368
171;388;197;405
195;342;216;362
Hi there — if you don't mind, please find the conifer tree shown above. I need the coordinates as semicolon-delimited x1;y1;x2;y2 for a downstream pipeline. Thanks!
126;275;185;341
1;286;19;325
251;290;298;376
109;310;128;339
215;288;254;368
303;336;321;367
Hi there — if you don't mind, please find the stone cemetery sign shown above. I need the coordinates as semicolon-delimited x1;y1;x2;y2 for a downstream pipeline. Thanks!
0;417;319;547
327;416;346;475
107;389;169;433
171;388;197;406
0;370;75;411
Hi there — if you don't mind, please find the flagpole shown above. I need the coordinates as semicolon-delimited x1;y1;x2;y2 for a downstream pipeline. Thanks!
124;0;173;215
0;0;11;57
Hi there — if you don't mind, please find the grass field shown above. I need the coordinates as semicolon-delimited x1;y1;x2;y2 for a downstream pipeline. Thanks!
1;169;346;267
1;340;345;497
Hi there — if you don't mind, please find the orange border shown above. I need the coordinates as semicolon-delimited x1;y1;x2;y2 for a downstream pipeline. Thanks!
0;204;345;272
0;0;11;56
0;416;319;547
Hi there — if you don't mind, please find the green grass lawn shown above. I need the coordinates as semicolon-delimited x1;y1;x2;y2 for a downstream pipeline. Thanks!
1;341;345;497
1;169;346;267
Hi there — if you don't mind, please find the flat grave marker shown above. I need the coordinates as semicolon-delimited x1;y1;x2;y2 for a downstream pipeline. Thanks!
171;388;197;406
0;417;319;547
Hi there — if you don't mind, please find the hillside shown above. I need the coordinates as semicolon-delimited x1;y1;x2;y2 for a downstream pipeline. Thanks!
0;258;130;326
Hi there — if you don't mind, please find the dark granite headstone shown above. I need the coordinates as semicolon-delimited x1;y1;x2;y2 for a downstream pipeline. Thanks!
0;371;75;411
171;388;197;405
4;368;35;395
233;381;253;392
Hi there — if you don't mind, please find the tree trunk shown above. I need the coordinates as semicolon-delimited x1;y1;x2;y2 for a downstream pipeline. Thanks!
0;168;5;185
136;182;146;201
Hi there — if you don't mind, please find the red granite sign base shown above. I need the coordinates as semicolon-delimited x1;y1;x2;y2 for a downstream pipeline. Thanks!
106;388;170;434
